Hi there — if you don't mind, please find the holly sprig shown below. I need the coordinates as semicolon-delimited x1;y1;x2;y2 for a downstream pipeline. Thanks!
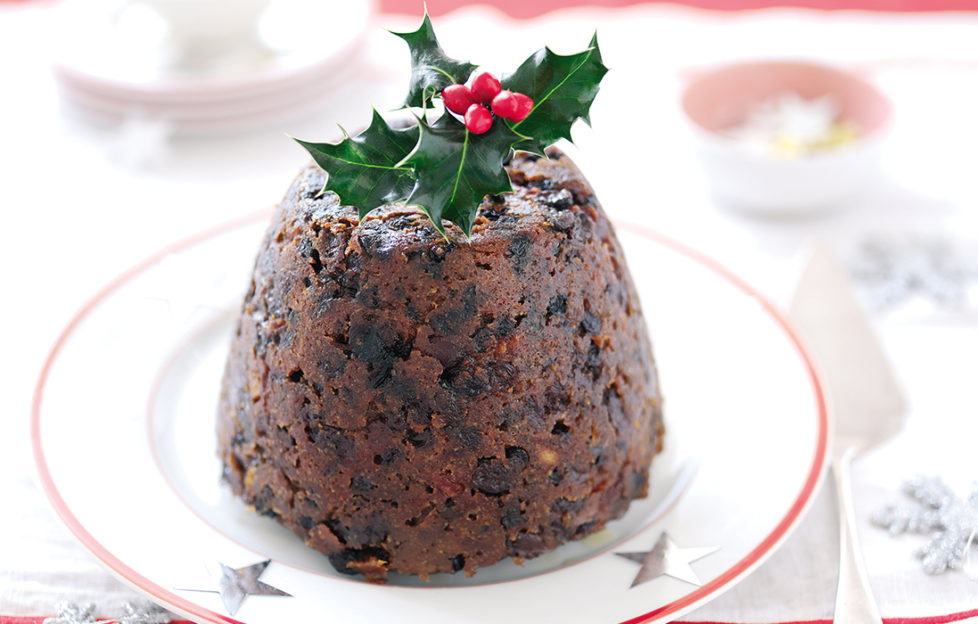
295;14;607;237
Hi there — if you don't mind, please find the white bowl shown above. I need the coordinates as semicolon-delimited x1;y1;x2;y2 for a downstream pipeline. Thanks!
681;60;893;216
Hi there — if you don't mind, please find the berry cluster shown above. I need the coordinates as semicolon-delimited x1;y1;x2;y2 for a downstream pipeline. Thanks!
442;72;534;135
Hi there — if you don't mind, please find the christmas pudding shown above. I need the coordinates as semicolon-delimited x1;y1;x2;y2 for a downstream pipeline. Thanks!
217;15;664;582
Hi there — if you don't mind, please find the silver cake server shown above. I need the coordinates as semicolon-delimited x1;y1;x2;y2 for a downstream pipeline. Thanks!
789;242;907;624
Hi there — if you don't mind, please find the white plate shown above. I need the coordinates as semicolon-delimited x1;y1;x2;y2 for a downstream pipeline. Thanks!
53;0;373;97
32;212;828;624
52;0;372;132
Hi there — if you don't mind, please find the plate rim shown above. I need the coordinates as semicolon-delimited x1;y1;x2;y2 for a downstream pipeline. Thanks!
30;212;829;624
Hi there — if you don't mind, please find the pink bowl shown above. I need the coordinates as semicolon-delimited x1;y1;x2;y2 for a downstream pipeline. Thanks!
680;60;893;214
682;60;892;138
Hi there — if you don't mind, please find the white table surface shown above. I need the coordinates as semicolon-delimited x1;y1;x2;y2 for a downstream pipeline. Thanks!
3;2;978;621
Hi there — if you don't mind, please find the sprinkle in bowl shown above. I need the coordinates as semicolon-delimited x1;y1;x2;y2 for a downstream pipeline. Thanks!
681;59;892;215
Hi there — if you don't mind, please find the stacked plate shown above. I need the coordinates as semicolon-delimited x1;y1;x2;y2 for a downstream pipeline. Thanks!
53;0;374;133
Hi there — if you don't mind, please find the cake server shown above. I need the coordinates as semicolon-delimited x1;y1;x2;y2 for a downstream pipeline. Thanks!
788;243;907;624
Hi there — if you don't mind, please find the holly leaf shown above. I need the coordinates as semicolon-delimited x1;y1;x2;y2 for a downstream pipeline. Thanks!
501;33;608;155
392;14;477;109
401;112;519;237
293;18;609;240
293;109;419;218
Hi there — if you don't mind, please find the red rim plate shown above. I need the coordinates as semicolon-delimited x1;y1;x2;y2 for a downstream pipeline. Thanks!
31;211;829;624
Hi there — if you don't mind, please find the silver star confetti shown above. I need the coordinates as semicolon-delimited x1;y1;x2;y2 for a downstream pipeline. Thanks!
44;602;98;624
849;236;978;311
176;559;291;615
615;532;718;588
872;476;978;575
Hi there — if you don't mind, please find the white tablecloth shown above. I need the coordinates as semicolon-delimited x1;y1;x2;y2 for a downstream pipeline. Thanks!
3;3;978;621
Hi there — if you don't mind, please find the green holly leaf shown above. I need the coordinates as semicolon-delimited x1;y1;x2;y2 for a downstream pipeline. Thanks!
293;17;608;239
502;33;608;154
401;112;519;237
293;109;419;219
392;14;477;109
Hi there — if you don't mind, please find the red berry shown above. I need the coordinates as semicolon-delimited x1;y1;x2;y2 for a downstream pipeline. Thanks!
470;72;501;105
492;90;534;122
509;91;534;122
464;104;492;134
491;90;518;119
442;84;474;115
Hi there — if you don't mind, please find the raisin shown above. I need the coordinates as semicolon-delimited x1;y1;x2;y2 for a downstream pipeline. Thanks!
481;207;504;221
308;248;324;274
546;295;567;319
451;554;466;572
501;507;527;530
252;485;278;518
575;521;597;536
505;446;529;470
507;532;546;557
505;235;533;275
550;497;586;514
357;225;390;257
584;342;602;381
349;322;400;388
406;428;433;448
429;243;451;262
373;448;400;465
579;311;603;335
386;214;418;231
472;460;512;496
328;546;390;577
495;315;515;336
351;475;376;494
542;188;574;210
430;285;477;334
458;426;482;448
439;357;489;397
306;425;354;458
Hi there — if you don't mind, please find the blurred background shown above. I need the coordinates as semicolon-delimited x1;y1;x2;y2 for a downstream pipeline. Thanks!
3;0;978;619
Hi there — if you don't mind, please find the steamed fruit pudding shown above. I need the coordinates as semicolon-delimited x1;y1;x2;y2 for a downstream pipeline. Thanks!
216;15;664;582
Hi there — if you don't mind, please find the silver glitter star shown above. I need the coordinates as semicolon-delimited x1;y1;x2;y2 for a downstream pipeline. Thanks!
872;476;978;575
176;560;291;615
43;602;97;624
616;532;718;588
849;236;978;311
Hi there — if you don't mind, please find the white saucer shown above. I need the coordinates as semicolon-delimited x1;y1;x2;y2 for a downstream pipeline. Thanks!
53;0;374;131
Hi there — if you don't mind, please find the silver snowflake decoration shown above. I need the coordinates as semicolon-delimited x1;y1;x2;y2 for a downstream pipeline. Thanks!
872;476;978;574
849;236;978;311
44;602;97;624
116;601;174;624
42;601;175;624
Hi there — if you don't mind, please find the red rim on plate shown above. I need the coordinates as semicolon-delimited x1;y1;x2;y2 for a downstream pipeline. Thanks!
31;212;830;624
